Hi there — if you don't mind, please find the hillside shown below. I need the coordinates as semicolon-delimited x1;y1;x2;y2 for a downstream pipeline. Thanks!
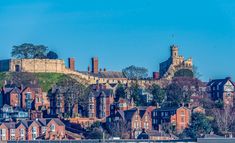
0;72;75;92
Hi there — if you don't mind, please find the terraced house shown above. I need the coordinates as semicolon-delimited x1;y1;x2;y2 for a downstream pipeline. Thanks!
107;106;154;139
0;118;65;141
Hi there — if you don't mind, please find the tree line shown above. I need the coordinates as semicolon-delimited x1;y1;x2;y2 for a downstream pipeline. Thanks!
11;43;58;59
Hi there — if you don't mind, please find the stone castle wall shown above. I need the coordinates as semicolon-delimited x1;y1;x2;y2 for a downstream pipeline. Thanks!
0;59;168;87
7;59;66;73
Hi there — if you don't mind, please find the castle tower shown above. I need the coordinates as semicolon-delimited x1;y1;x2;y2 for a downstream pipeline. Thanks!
171;45;178;58
92;57;99;74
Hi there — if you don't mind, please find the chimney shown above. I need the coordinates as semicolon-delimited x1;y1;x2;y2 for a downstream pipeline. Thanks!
92;57;98;74
153;72;159;80
88;65;90;72
68;58;75;71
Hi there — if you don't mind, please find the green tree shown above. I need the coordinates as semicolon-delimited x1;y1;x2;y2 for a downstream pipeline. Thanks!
47;51;58;59
122;65;148;80
11;43;48;59
164;83;184;107
51;77;88;117
129;82;142;106
150;84;166;106
174;69;194;78
183;113;212;139
85;128;103;139
115;84;126;101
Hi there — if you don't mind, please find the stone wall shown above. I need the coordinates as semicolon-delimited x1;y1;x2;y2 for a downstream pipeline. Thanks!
0;59;165;87
7;59;66;73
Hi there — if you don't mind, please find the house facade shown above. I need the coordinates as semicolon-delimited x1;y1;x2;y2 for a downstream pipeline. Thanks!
107;107;153;139
152;106;190;133
0;118;65;141
88;88;114;119
207;77;235;107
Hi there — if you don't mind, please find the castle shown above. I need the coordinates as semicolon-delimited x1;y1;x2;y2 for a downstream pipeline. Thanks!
159;45;193;79
0;45;193;85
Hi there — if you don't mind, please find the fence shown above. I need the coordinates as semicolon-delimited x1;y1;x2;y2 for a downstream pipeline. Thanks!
4;138;235;143
2;139;197;143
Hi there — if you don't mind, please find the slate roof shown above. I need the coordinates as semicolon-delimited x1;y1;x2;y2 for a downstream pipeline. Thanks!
80;71;126;79
124;107;138;121
3;122;16;129
3;87;21;94
37;118;64;126
92;89;113;97
2;118;65;129
53;118;65;126
207;77;234;91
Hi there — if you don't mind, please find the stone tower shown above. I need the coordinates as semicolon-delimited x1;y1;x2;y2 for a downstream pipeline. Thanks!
171;45;178;59
170;45;180;66
159;45;193;79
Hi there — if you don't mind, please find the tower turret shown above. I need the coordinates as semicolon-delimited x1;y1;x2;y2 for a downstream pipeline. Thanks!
171;45;178;58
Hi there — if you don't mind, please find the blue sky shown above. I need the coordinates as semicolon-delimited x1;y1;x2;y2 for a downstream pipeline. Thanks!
0;0;235;81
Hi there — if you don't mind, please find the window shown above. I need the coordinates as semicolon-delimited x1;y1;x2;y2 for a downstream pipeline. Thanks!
32;133;37;140
50;124;55;132
10;129;15;140
165;112;169;116
42;127;47;134
145;115;148;121
181;111;185;116
20;129;24;140
135;115;138;120
181;117;185;122
0;129;6;140
20;129;24;136
36;98;40;103
32;127;37;133
32;126;37;140
26;92;31;99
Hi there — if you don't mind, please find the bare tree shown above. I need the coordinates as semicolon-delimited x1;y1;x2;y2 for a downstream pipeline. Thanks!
213;106;235;136
107;120;131;139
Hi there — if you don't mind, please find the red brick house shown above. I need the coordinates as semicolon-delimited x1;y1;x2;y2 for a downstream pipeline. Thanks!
107;107;154;139
1;84;45;111
207;77;235;107
2;86;21;108
0;118;65;141
152;106;191;133
88;88;114;119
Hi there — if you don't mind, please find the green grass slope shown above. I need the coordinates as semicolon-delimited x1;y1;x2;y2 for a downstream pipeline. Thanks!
0;72;71;92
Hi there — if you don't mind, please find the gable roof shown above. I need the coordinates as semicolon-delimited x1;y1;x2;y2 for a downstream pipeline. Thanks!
3;122;16;129
207;77;234;89
124;108;138;121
